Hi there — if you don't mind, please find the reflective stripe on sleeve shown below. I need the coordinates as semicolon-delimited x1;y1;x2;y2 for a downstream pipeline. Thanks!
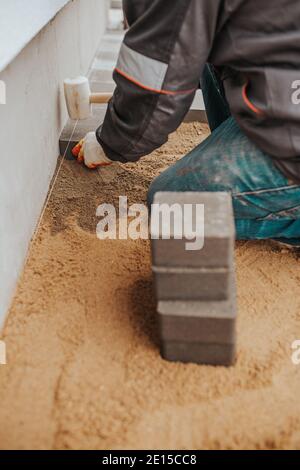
116;43;168;92
115;43;196;96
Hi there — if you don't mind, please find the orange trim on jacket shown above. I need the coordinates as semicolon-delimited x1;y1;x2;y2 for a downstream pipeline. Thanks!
242;82;265;116
115;67;196;96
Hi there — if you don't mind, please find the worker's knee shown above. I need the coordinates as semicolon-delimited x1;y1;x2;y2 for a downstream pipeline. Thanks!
147;158;229;208
147;163;226;208
147;163;186;207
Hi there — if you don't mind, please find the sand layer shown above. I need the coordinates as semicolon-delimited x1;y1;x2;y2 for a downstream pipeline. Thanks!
1;122;300;450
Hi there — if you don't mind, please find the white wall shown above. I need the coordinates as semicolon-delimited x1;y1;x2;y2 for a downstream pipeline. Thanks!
0;0;109;327
0;0;70;72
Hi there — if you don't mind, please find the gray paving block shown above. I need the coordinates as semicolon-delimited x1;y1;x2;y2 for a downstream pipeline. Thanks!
161;341;236;367
95;49;119;63
101;32;125;45
184;109;207;123
92;57;118;72
100;35;124;50
59;106;107;160
153;265;231;301
111;0;122;8
88;66;115;88
151;192;235;269
90;81;115;94
157;278;236;344
89;68;115;82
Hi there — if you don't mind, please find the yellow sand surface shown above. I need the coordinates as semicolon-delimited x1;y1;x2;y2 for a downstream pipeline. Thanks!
1;123;300;450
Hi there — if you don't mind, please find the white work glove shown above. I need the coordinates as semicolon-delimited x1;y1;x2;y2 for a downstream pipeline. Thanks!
72;132;112;169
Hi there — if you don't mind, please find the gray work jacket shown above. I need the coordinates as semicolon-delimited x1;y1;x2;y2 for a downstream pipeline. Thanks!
97;0;300;183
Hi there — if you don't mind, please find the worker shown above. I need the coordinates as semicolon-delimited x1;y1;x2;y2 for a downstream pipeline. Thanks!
73;0;300;248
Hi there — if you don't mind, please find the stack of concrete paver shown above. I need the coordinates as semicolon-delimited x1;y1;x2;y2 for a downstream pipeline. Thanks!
151;192;237;367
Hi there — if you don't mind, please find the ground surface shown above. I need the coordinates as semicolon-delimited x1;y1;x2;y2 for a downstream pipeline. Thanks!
1;122;300;450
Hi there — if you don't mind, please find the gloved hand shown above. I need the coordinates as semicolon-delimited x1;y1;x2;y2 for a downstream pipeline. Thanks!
72;132;112;169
